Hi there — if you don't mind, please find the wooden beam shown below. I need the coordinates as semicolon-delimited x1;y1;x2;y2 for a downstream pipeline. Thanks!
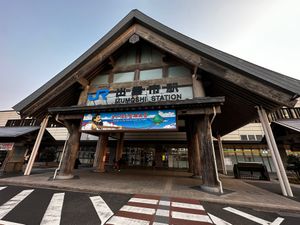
75;76;89;87
135;24;201;66
199;58;296;107
22;25;137;117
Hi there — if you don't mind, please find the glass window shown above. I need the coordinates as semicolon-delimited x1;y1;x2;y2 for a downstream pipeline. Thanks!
113;71;135;83
255;135;263;141
140;68;163;81
240;135;248;141
248;135;256;141
168;66;190;78
90;74;109;85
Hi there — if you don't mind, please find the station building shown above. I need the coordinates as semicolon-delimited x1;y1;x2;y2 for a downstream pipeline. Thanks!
1;10;300;194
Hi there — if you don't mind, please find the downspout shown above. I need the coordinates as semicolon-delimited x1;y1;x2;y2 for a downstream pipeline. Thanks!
53;114;69;180
210;106;223;194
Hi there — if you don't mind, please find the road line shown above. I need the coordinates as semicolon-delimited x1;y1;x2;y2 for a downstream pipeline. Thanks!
120;205;155;215
271;217;285;225
90;196;114;225
152;222;168;225
40;192;64;225
159;200;170;206
171;202;204;211
0;186;7;191
106;215;150;225
224;207;284;225
129;197;158;205
0;189;34;219
208;213;232;225
171;211;213;223
0;220;24;225
155;209;169;217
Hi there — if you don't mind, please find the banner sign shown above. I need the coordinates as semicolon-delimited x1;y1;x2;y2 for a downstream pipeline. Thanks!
87;83;193;106
0;143;14;151
81;109;177;131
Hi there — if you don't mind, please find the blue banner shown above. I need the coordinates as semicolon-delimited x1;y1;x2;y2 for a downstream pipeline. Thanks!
81;109;176;131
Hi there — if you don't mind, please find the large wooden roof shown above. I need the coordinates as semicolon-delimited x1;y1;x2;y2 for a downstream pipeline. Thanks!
13;9;300;136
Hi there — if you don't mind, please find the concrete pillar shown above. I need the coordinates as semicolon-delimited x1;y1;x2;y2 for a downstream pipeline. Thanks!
216;135;227;175
94;134;109;172
257;106;293;197
196;114;222;193
278;145;288;167
56;120;81;179
24;115;49;175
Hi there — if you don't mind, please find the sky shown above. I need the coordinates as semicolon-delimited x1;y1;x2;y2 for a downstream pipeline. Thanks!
0;0;300;110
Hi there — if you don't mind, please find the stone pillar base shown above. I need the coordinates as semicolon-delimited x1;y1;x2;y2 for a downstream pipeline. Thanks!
201;185;222;194
55;174;74;180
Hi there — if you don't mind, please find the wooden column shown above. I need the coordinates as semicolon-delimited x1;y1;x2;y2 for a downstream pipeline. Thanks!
116;133;125;160
56;120;81;179
94;134;109;172
196;114;220;192
77;84;90;106
186;118;201;176
93;137;102;168
185;119;194;173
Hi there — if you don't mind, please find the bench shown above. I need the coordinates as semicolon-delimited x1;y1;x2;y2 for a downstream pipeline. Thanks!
233;162;270;181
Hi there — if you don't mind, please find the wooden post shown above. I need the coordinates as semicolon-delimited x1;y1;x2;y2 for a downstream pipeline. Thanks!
116;133;125;160
56;120;81;179
94;134;109;172
185;119;194;173
197;114;221;193
77;84;90;106
93;136;101;168
24;115;49;175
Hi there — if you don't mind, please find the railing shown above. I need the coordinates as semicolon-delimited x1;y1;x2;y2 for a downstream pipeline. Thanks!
5;118;64;127
268;107;300;122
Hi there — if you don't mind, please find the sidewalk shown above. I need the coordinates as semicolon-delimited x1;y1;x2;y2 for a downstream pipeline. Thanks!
1;168;300;213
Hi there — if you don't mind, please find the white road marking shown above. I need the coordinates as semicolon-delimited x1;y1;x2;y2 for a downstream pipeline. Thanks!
0;189;34;219
0;220;24;225
120;205;155;215
171;211;213;223
90;196;114;225
155;209;169;217
224;207;284;225
208;213;232;225
106;216;150;225
171;202;204;210
40;192;65;225
0;186;7;191
152;222;168;225
158;200;170;206
129;197;158;205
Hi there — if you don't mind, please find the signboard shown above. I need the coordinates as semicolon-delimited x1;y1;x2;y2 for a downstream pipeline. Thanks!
81;109;177;131
0;143;14;151
87;83;193;106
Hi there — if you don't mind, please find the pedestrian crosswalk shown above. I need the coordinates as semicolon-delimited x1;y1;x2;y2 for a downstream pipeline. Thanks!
106;194;213;225
0;186;214;225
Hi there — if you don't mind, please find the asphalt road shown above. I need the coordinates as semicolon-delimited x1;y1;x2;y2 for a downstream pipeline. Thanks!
0;185;299;225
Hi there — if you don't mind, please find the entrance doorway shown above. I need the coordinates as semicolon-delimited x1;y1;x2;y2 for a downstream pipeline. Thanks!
123;144;189;169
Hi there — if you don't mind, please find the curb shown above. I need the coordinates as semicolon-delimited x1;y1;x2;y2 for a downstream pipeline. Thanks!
1;180;300;214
